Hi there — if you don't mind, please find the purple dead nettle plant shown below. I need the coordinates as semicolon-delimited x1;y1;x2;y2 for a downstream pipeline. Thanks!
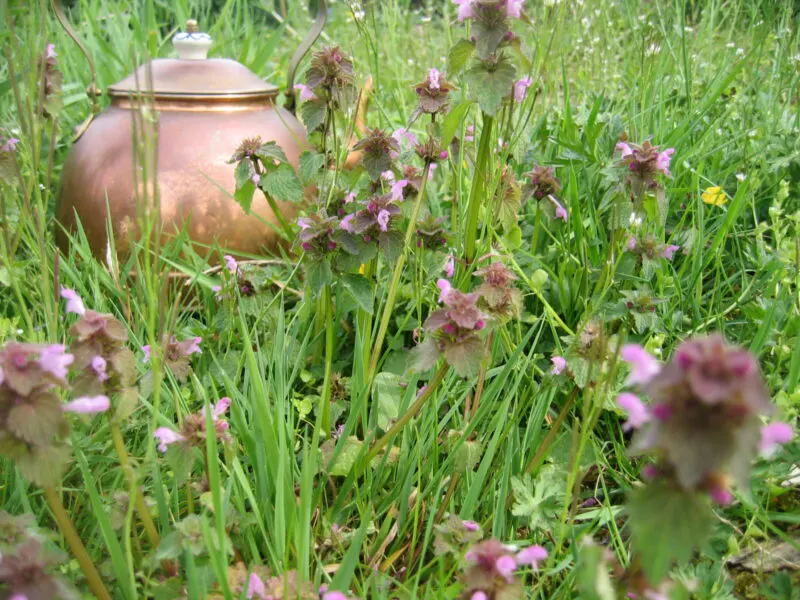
617;334;793;503
352;128;400;181
615;139;675;202
142;333;202;383
473;257;523;322
522;165;567;223
154;397;232;455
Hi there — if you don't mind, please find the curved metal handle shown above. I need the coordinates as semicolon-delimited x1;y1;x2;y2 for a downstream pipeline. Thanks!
284;0;328;114
51;0;100;115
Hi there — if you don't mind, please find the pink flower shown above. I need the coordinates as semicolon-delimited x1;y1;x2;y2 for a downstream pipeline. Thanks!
471;592;488;600
709;483;733;506
182;337;202;356
615;142;634;158
202;397;232;421
428;68;442;91
453;0;476;21
655;148;675;176
465;125;475;142
1;137;19;152
620;344;661;385
444;255;455;278
548;195;568;221
514;77;532;102
550;355;566;375
63;395;110;414
503;0;524;18
297;217;312;230
344;192;357;204
463;520;480;531
437;278;453;303
391;179;409;201
38;344;74;380
246;573;266;599
377;209;391;232
627;237;638;251
60;287;86;315
495;555;517;582
760;422;793;456
392;128;419;147
142;345;151;362
661;244;680;260
46;43;57;59
154;427;185;452
516;545;548;568
322;593;348;600
340;214;355;233
224;255;238;273
294;83;318;101
91;355;109;381
617;393;650;430
416;385;428;398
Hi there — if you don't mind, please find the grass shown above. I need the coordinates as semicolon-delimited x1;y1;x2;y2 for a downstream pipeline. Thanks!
1;0;799;598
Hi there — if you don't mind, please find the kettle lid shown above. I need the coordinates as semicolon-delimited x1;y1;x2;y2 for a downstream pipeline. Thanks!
107;20;278;101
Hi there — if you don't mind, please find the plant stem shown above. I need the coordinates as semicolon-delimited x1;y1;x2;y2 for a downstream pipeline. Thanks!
366;161;433;382
464;114;494;263
44;486;112;600
360;363;448;469
110;421;161;547
321;284;335;434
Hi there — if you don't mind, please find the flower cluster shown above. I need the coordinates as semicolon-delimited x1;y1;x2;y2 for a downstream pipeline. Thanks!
411;280;488;377
473;259;522;321
352;128;401;180
40;43;62;118
154;397;232;454
0;511;75;600
522;165;567;222
304;46;355;107
462;539;547;600
615;139;675;197
340;192;404;259
618;335;793;503
61;288;138;420
243;568;352;600
415;214;450;249
143;335;202;382
413;68;457;117
297;213;341;258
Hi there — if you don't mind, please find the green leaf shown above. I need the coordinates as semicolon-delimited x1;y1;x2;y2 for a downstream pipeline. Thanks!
255;140;290;165
165;445;196;486
529;269;549;291
408;336;441;373
448;39;475;75
372;372;404;431
321;436;364;477
7;393;65;446
441;101;474;148
299;151;327;185
502;224;522;250
465;59;517;116
576;539;617;600
234;181;256;215
473;18;510;59
443;335;485;377
627;483;715;583
510;468;563;534
378;230;404;263
114;387;139;422
306;260;332;296
453;438;482;472
340;273;374;315
301;99;327;132
261;164;303;203
16;444;72;487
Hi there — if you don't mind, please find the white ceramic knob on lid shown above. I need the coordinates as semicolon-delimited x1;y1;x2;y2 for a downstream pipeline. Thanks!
172;20;213;60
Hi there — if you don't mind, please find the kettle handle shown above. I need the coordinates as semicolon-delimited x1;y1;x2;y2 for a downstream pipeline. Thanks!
284;0;328;115
51;0;101;115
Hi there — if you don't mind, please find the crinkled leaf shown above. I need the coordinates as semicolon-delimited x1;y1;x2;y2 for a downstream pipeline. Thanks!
529;269;549;291
155;532;183;561
7;393;65;446
606;195;632;231
166;357;192;382
299;151;327;186
453;439;482;472
448;39;476;75
340;273;374;315
305;260;332;296
443;335;485;377
301;99;327;132
510;469;563;535
361;152;393;181
165;444;195;486
372;372;403;431
255;141;290;165
16;444;72;487
110;347;137;387
114;386;139;422
627;483;714;583
502;224;522;250
473;16;510;59
465;59;517;116
321;436;363;476
261;163;303;203
234;163;257;213
378;230;404;263
408;336;441;373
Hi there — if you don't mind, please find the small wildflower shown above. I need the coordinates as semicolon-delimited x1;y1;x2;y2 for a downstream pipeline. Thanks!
247;573;266;599
392;127;419;148
453;0;477;22
463;520;481;531
322;593;348;600
514;76;533;102
294;83;318;101
353;128;400;180
60;288;85;316
759;422;793;457
516;545;548;568
154;427;186;452
523;165;562;201
62;395;111;414
701;186;727;206
1;137;20;153
620;344;661;385
550;355;567;375
660;244;680;260
224;255;238;273
474;259;522;320
90;356;109;381
615;139;675;196
413;68;457;116
444;255;455;278
548;195;568;221
617;393;650;430
37;344;74;380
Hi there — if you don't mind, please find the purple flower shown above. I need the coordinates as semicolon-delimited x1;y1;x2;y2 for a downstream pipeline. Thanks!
340;214;355;233
344;192;357;204
182;337;202;356
615;142;634;158
709;483;733;506
63;395;110;414
201;397;232;421
514;77;532;102
760;422;793;456
427;68;442;91
627;237;638;251
60;287;86;316
655;148;675;176
376;209;391;232
661;244;680;260
46;43;57;59
548;195;568;221
503;0;524;18
224;255;238;273
617;393;650;430
494;555;517;582
1;137;19;153
392;128;419;147
91;355;109;381
294;83;318;101
322;593;348;600
465;125;475;142
37;344;74;381
444;255;455;278
391;179;409;201
247;573;266;599
550;355;567;375
516;545;548;568
620;344;661;385
471;593;488;600
437;278;453;303
416;385;428;398
463;520;481;531
154;427;185;452
142;345;151;362
452;0;476;22
297;217;312;230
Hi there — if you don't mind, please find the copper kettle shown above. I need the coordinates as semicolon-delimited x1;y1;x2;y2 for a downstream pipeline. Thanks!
55;3;328;261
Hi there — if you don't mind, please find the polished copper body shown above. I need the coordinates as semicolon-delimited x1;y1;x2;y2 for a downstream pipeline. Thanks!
56;57;307;258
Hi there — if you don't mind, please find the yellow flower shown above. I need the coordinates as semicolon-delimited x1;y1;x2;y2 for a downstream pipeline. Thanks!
358;263;366;274
702;186;727;206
